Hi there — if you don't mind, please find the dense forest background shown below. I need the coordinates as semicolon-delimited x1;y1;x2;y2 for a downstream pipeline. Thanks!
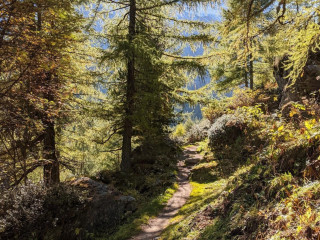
1;0;320;239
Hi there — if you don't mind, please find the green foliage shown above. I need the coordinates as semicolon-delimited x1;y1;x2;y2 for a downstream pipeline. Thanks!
186;119;211;143
0;0;86;186
201;0;320;93
184;116;195;133
202;99;226;124
202;87;276;125
2;0;320;239
173;124;186;138
208;114;245;150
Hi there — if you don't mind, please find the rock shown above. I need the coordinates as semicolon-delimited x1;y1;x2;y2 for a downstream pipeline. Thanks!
274;51;320;112
69;177;137;235
71;177;110;194
119;195;136;202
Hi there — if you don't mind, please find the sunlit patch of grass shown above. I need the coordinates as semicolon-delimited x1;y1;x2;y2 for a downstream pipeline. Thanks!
160;177;228;240
191;161;219;183
160;162;255;240
196;139;209;154
192;161;218;170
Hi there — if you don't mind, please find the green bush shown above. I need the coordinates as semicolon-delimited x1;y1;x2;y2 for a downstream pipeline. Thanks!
186;119;211;143
173;123;186;137
208;114;246;149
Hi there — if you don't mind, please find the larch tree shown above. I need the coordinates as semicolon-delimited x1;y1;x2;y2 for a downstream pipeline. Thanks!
206;0;320;93
0;0;84;186
89;0;213;171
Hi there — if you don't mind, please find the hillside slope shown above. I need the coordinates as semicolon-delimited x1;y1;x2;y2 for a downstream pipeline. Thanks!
163;88;320;240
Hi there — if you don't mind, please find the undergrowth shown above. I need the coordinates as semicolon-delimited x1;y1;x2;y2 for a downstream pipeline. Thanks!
160;88;320;240
95;142;181;240
104;182;179;240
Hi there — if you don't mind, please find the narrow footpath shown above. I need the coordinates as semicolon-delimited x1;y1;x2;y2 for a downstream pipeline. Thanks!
131;146;203;240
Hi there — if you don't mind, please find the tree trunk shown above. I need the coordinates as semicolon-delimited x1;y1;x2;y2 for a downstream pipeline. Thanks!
43;72;59;185
43;118;60;186
244;68;248;88
249;53;254;89
121;0;136;172
37;10;59;185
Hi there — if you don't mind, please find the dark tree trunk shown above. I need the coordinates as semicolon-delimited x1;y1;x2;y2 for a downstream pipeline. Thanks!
249;53;254;89
121;0;136;172
43;72;59;186
244;69;248;88
43;118;60;186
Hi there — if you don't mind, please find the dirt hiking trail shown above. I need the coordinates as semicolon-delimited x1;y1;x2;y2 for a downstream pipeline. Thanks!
131;146;202;240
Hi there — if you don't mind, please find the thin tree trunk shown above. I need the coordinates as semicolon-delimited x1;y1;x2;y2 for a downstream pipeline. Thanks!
21;130;28;185
249;53;254;89
121;0;136;172
244;68;248;88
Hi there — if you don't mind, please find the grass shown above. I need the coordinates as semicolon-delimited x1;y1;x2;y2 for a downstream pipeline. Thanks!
158;142;320;240
159;153;255;240
160;171;250;239
106;108;320;240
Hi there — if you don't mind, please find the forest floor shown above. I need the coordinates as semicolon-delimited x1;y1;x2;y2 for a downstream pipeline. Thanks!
131;146;202;240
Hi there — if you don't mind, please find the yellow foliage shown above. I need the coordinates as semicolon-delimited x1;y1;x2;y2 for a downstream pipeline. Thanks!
173;124;186;137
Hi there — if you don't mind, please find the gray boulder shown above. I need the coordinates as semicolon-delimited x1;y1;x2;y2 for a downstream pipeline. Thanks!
70;177;137;234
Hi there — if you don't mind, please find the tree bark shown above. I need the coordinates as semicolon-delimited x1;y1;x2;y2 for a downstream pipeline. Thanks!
244;69;248;88
121;0;136;172
249;53;254;89
43;116;60;186
43;73;60;186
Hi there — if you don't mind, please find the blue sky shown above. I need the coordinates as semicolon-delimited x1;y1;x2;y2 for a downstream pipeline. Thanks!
182;4;222;22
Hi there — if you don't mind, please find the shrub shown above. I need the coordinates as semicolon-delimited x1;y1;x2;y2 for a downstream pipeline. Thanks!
186;119;211;143
202;99;225;124
0;183;85;239
208;114;246;149
0;184;47;239
184;116;194;132
202;87;275;124
173;123;186;137
228;88;257;110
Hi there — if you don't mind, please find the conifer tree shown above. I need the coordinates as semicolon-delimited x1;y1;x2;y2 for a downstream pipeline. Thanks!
0;0;84;186
207;0;320;92
91;0;212;171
